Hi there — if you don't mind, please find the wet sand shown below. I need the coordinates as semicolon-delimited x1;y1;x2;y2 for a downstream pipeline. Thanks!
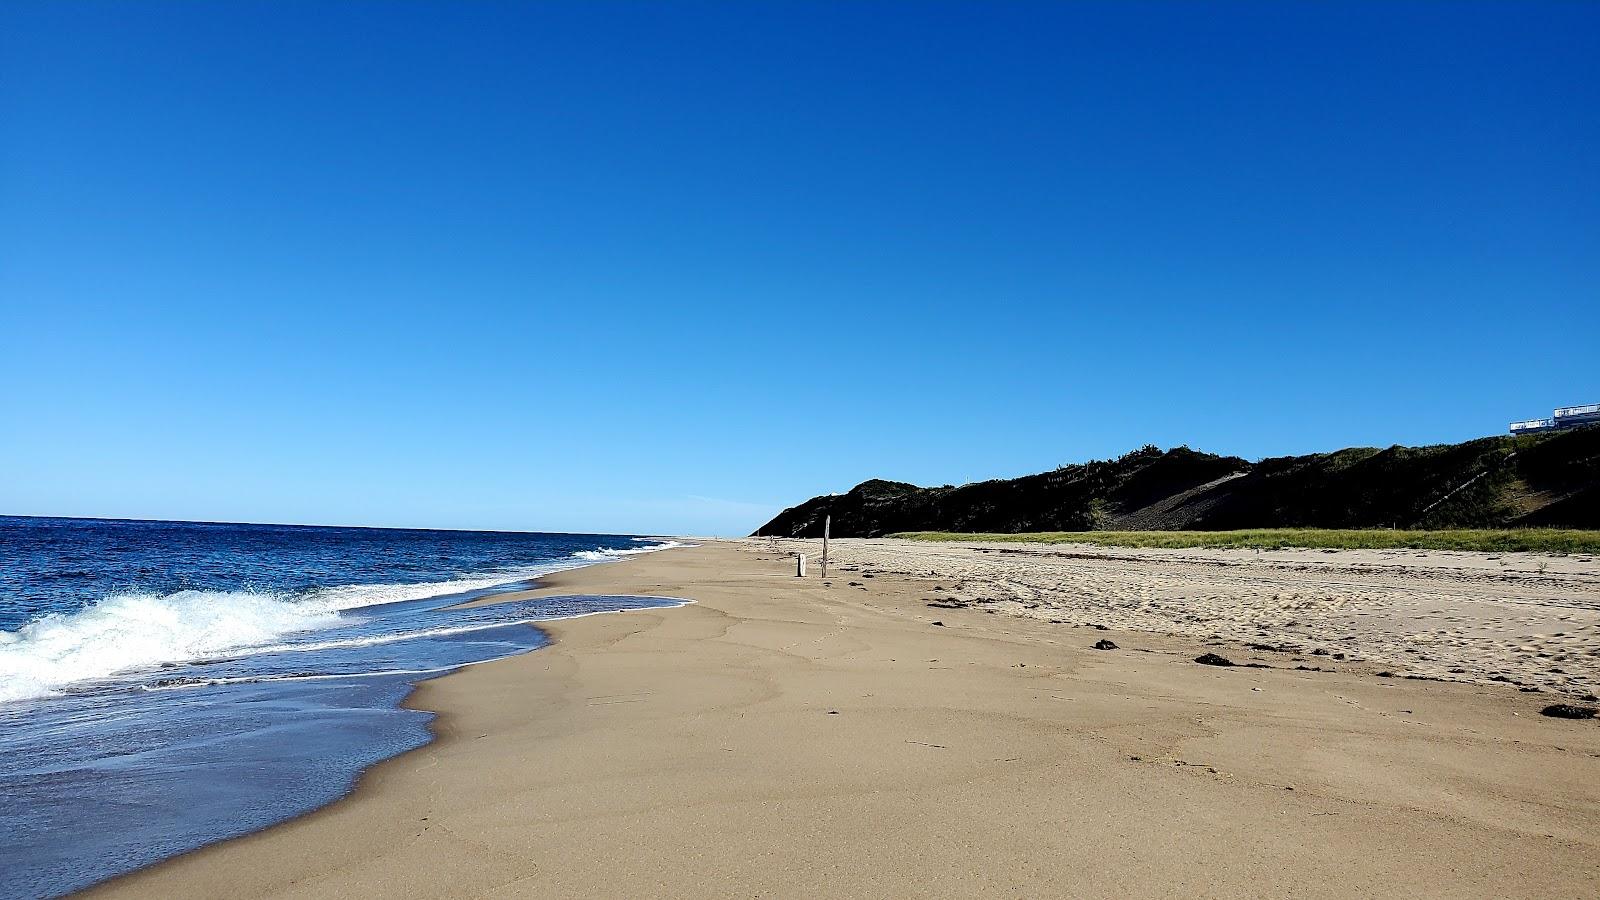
88;540;1600;898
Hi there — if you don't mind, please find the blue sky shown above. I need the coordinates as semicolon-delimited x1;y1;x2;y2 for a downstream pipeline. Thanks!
2;1;1595;535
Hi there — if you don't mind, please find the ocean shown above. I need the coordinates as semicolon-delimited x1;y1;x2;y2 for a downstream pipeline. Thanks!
0;516;687;897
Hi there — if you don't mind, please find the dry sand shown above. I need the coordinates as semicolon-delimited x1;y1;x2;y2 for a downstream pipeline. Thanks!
786;537;1600;697
88;539;1600;899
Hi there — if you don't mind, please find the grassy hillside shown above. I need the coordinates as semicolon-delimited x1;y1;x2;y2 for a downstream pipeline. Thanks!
754;426;1600;539
893;528;1600;554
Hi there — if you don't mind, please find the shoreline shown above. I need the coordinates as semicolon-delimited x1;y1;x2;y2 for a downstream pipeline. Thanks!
78;555;696;897
87;540;1600;898
15;560;683;898
61;557;684;896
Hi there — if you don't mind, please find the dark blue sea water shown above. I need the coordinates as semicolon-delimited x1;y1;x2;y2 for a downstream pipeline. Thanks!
0;516;687;898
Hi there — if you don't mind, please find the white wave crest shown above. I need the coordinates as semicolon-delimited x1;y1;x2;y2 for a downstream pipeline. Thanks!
0;589;343;704
572;540;685;561
304;566;569;610
0;562;588;704
0;544;688;704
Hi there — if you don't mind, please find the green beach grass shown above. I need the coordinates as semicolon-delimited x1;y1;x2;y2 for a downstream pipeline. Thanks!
890;528;1600;554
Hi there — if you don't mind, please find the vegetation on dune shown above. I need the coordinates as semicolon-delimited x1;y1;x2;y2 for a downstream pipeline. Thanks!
754;425;1600;539
890;529;1600;554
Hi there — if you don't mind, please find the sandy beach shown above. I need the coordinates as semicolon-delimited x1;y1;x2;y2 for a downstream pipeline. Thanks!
787;537;1600;697
88;539;1600;898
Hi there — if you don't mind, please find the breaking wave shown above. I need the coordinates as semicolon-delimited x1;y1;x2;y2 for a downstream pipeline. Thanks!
0;540;684;703
572;539;686;561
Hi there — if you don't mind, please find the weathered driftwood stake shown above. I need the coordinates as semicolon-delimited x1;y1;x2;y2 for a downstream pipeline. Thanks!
822;515;830;578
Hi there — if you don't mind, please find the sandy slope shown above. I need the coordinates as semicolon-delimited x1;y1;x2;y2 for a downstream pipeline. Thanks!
88;540;1600;899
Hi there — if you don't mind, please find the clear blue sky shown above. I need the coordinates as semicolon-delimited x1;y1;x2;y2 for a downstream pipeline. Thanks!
2;1;1595;535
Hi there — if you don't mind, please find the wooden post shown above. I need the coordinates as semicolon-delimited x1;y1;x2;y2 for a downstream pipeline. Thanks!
822;515;830;578
796;553;807;577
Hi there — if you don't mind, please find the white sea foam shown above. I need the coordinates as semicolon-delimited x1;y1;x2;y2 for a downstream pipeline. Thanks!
0;541;687;704
0;577;524;704
140;595;696;692
305;566;568;610
572;540;686;561
0;589;345;703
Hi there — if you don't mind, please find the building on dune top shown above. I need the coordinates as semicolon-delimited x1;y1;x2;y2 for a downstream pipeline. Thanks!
1509;402;1600;434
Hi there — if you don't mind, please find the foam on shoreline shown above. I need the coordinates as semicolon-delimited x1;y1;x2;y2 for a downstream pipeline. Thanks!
0;540;687;702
